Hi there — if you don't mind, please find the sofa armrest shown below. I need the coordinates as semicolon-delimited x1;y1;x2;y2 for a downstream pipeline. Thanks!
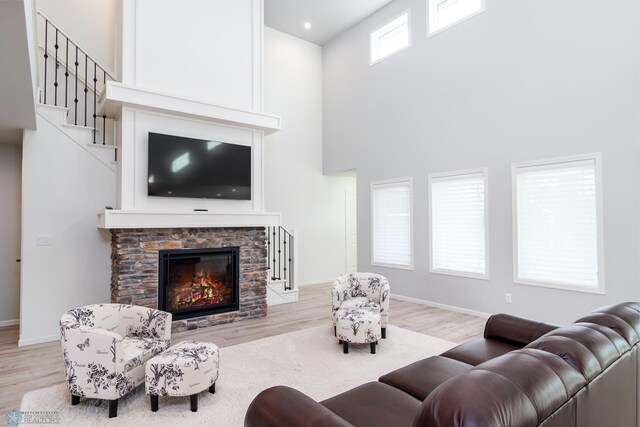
245;386;353;427
484;314;557;347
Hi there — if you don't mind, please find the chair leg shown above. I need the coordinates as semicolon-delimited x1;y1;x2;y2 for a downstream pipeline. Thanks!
334;326;337;337
108;399;118;418
71;394;80;406
370;342;377;354
343;341;349;354
209;383;216;394
190;394;198;412
382;327;387;339
150;395;159;412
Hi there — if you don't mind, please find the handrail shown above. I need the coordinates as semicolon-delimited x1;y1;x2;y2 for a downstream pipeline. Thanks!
36;10;115;80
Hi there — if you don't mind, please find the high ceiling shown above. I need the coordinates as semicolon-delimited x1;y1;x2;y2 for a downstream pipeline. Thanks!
264;0;393;46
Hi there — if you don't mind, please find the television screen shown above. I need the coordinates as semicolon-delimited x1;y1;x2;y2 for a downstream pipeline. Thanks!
147;132;251;200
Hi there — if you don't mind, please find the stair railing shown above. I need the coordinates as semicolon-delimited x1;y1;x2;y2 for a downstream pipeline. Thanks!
37;10;116;146
267;226;296;291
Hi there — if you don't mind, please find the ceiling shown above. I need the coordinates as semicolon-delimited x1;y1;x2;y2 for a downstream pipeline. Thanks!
264;0;393;46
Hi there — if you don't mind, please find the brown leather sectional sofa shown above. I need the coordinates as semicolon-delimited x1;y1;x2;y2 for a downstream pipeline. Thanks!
245;302;639;427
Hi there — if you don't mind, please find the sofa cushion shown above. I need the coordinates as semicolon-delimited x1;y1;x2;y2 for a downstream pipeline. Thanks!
119;337;168;372
320;382;420;427
379;356;472;400
484;313;557;347
574;313;639;347
440;338;520;366
415;350;584;427
338;297;381;313
591;302;640;336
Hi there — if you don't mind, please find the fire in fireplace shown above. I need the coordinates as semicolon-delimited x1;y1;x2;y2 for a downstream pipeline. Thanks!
158;247;240;320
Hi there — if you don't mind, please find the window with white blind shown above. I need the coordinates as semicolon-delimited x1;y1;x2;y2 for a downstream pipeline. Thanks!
371;178;413;269
512;154;604;294
429;168;488;279
428;0;484;36
370;10;410;65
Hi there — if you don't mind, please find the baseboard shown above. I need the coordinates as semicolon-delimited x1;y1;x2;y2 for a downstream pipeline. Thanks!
0;319;19;327
18;333;59;347
391;294;491;318
298;278;335;287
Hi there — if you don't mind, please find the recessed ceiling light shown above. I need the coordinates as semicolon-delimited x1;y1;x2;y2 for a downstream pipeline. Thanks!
304;22;311;30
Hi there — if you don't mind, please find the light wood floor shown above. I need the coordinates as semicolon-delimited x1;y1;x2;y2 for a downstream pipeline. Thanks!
0;283;485;414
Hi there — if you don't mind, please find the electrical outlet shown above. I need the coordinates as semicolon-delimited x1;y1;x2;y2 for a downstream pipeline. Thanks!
505;293;512;304
36;234;50;246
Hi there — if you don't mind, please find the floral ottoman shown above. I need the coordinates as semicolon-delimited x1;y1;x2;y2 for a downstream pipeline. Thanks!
145;340;219;412
335;308;381;354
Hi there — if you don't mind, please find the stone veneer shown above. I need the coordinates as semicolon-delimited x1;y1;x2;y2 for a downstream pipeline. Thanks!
110;227;267;332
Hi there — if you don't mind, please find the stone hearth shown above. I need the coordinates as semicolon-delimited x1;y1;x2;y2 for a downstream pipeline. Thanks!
110;227;267;332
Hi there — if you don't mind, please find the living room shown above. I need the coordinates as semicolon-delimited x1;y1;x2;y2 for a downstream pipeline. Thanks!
0;0;638;426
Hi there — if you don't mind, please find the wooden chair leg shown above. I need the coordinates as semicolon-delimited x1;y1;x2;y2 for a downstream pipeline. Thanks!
71;395;80;406
190;394;198;412
108;399;118;418
209;383;216;394
370;342;377;354
343;341;349;354
334;326;337;336
150;395;159;412
382;328;387;339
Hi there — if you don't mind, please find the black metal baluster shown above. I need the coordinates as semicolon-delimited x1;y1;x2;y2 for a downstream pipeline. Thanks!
84;55;88;126
64;38;69;107
283;232;288;290
272;228;276;279
43;20;48;104
277;227;282;280
93;61;97;143
74;46;78;124
54;29;59;106
289;233;294;290
103;70;106;145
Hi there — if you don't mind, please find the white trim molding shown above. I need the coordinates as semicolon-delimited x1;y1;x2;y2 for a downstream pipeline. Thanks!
298;279;336;287
511;153;605;295
98;209;281;229
19;333;59;347
391;294;490;318
427;0;485;39
370;9;412;66
100;82;281;134
0;319;19;328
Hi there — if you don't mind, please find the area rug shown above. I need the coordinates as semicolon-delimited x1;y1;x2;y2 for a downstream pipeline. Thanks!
21;325;454;426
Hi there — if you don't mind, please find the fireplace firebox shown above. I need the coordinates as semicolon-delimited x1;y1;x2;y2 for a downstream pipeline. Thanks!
158;247;240;320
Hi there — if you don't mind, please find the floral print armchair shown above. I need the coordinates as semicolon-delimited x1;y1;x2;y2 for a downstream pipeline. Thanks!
332;273;390;338
59;304;172;418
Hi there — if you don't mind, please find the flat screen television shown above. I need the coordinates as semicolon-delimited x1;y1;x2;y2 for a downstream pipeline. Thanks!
147;132;251;200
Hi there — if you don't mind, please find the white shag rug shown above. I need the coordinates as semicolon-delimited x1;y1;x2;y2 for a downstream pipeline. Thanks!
21;325;454;426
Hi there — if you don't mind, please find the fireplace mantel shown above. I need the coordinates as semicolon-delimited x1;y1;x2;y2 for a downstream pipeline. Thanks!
98;209;280;229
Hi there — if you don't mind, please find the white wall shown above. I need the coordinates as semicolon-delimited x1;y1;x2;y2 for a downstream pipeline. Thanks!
323;0;640;324
20;112;115;345
37;0;115;74
265;28;355;284
0;145;22;323
117;107;265;212
119;0;261;111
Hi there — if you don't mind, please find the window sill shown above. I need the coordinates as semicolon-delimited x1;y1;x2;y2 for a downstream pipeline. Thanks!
514;278;605;295
371;261;414;271
430;268;489;281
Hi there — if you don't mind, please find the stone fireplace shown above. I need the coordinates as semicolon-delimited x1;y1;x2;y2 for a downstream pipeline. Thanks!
110;227;267;332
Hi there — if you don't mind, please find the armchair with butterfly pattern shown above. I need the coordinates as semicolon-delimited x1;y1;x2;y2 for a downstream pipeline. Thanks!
332;273;390;338
59;304;172;418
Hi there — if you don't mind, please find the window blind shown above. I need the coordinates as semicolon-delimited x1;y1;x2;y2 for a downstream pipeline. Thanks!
515;159;599;288
372;180;412;267
430;171;487;276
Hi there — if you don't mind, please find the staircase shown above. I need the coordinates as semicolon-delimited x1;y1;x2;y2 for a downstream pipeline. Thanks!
266;226;299;305
36;11;117;151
